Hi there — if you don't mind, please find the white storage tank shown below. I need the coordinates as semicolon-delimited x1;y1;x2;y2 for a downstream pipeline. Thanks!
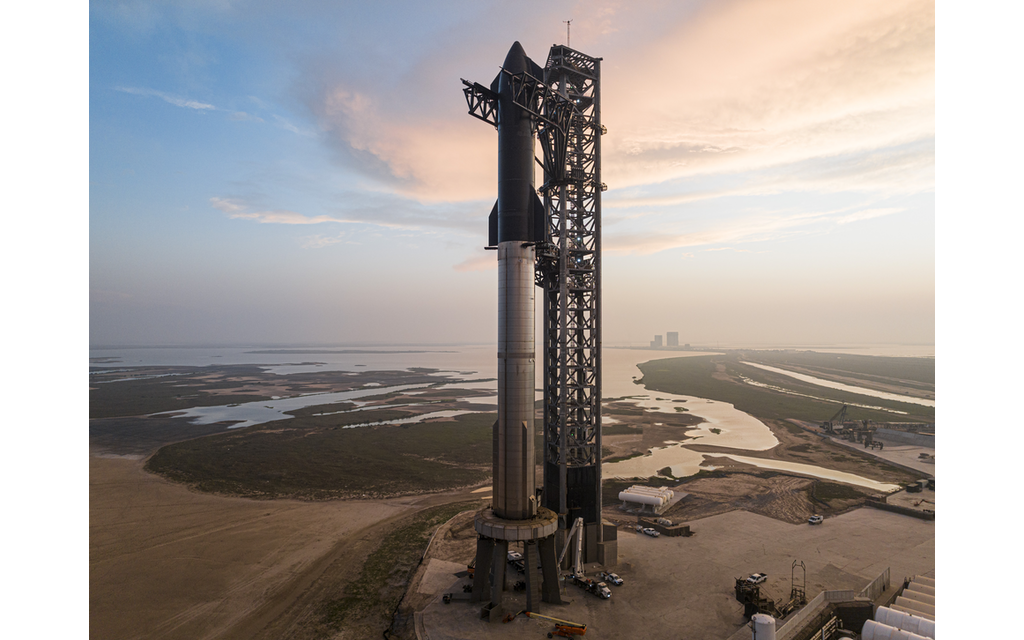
862;619;931;640
901;588;935;606
895;596;934;618
751;613;776;640
905;583;935;598
875;606;936;639
619;485;674;507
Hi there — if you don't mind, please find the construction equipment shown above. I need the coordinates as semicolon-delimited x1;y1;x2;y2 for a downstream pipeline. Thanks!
557;517;584;576
569;574;612;599
823;405;848;433
524;611;587;637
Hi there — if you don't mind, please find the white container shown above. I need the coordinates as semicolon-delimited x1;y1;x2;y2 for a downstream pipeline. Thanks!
861;620;931;640
875;606;936;639
619;491;668;506
906;582;935;597
895;596;934;618
901;588;935;606
751;613;776;640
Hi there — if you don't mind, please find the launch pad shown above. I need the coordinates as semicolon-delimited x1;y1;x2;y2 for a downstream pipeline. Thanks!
461;40;610;619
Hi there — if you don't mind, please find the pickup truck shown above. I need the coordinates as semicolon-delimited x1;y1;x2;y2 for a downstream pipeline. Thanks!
599;571;623;586
808;515;824;525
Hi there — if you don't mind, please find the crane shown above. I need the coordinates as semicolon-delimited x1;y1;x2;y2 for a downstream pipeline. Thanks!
557;517;585;576
525;611;587;637
823;405;848;433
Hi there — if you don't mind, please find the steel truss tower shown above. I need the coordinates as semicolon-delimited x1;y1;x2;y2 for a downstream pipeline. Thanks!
462;43;611;570
535;46;607;563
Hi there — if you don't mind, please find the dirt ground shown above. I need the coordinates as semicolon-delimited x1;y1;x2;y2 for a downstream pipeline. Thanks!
401;510;480;616
89;455;484;640
91;406;923;639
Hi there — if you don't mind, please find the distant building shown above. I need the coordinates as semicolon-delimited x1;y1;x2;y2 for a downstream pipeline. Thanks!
667;332;679;347
650;335;663;348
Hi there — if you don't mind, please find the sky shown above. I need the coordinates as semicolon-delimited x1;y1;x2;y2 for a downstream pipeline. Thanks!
88;0;936;348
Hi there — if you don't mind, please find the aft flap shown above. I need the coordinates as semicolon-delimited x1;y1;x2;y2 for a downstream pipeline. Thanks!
531;193;546;243
488;200;498;247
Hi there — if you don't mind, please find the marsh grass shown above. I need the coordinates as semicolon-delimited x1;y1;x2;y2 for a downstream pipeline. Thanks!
637;356;934;424
146;412;498;499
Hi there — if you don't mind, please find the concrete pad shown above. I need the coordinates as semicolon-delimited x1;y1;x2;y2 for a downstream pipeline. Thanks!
420;507;934;639
418;559;470;595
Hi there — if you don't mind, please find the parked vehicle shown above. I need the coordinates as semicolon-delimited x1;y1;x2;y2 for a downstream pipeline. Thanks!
569;574;612;599
599;571;623;586
641;527;660;537
507;550;523;562
746;573;767;585
808;515;824;525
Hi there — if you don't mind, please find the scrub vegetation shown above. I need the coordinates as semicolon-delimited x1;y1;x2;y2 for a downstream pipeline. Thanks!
636;353;934;424
89;365;275;419
311;502;476;639
146;412;497;499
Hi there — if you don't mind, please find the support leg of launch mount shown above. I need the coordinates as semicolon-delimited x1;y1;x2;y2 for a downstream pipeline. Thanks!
472;506;562;622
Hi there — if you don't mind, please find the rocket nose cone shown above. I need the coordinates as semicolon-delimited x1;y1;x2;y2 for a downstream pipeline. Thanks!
502;41;529;74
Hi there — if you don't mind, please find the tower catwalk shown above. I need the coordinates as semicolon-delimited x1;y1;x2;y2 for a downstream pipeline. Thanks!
461;41;611;620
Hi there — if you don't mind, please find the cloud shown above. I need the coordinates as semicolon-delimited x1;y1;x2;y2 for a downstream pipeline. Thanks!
601;0;934;190
605;204;863;256
211;197;344;225
296;0;932;213
308;84;496;201
835;207;904;225
115;86;215;110
453;253;495;272
705;247;760;254
229;111;264;122
272;114;314;136
210;195;489;239
301;233;350;249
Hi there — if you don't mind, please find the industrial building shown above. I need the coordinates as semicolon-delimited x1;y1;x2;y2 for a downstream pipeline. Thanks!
667;331;679;346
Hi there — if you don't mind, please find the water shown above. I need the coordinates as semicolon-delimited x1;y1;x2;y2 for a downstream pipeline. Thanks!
175;383;448;429
741;361;935;408
93;344;918;489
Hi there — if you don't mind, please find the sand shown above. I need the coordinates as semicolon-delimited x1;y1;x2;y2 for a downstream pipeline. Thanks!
89;455;414;640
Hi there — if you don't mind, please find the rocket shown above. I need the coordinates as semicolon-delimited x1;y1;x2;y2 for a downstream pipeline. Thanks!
463;41;568;616
489;41;546;521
